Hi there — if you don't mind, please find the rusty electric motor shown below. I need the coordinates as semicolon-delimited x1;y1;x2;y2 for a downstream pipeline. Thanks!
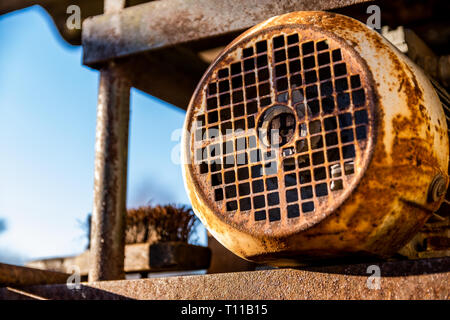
182;11;450;265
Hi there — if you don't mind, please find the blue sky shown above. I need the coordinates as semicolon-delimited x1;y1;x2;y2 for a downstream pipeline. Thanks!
0;6;197;264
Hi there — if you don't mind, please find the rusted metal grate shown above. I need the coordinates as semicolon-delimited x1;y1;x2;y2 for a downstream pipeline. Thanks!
188;26;375;236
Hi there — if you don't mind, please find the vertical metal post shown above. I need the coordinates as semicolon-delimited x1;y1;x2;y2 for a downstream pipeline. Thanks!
89;63;130;282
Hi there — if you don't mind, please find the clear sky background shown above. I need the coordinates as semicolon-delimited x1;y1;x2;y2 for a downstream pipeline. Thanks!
0;6;197;264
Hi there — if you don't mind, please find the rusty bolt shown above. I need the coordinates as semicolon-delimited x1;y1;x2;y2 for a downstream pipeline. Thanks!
428;174;447;203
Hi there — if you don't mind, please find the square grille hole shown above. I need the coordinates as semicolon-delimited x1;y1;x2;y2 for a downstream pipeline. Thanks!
232;75;243;88
299;170;312;183
214;188;223;201
211;173;222;186
210;162;221;172
324;116;337;131
296;139;308;153
233;102;245;116
223;141;234;154
351;75;361;88
277;92;288;103
288;46;300;59
236;136;246;151
252;179;264;193
218;68;229;78
290;60;301;73
219;80;230;93
316;40;329;51
244;58;255;71
315;183;328;197
236;152;248;166
255;210;266;221
223;155;234;169
233;91;244;104
243;47;254;58
303;56;315;69
309;120;321;134
225;185;236;198
339;113;353;128
275;64;287;77
266;177;278;191
251;165;263;178
322;97;335;114
256;40;268;53
352;89;366;106
224;170;236;184
257;55;268;68
247;101;257;114
209;143;221;157
246;85;257;100
298;154;310;168
226;201;237;211
319;66;332;81
285;173;297;187
264;162;277;175
245;73;256;86
249;149;261;163
239;182;251;196
344;161;355;175
341;128;354;143
220;122;232;135
332;49;342;62
219;93;230;106
253;195;266;209
327;147;340;162
335;78;348;92
260;97;272;107
287;33;299;45
240;197;252;211
337;93;350;110
302;41;315;55
291;74;302;88
238;167;249;181
208;83;217;95
275;49;286;63
292;89;304;104
267;192;280;206
269;208;281;222
258;68;270;81
305;70;317;84
334;63;347;76
277;78;288;91
312;151;325;165
314;167;327;181
287;204;300;218
208;111;218;124
321;81;333;96
309;100;320;117
231;62;241;75
199;162;208;174
302;201;315;213
343;144;356;159
273;35;285;49
248;136;257;148
329;164;342;178
301;186;313;200
310;135;323;150
235;119;246;131
318;51;330;65
195;128;205;141
220;108;232;122
259;82;271;96
207;97;217;110
283;158;296;171
286;188;298;203
331;179;343;191
355;109;369;125
306;85;318;99
356;126;367;140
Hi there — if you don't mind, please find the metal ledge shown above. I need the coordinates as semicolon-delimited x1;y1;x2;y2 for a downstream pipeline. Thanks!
82;0;370;66
2;257;449;300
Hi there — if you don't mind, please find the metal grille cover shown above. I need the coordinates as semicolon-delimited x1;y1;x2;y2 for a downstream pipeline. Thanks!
186;25;376;238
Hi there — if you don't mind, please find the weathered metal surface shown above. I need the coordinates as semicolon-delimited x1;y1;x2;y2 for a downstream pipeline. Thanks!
181;11;449;265
0;263;69;287
82;0;371;65
27;242;211;276
2;257;449;300
90;63;130;281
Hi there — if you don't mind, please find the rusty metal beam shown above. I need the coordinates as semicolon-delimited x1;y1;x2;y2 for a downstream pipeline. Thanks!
89;62;130;282
2;257;449;299
0;263;69;287
82;0;371;65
